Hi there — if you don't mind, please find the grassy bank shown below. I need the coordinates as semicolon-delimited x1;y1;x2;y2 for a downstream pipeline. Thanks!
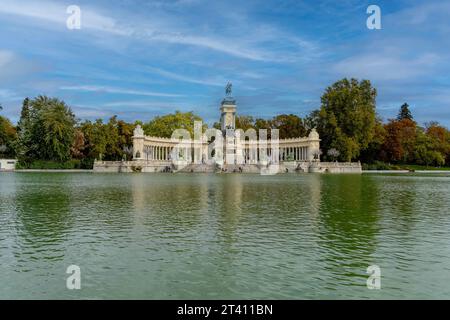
362;161;450;171
15;159;94;170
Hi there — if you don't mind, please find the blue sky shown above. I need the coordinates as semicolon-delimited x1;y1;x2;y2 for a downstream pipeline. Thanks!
0;0;449;126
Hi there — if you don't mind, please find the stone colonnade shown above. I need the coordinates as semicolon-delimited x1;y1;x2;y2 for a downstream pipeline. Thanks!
132;126;321;164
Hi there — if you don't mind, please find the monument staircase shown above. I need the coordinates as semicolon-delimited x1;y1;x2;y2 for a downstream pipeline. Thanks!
175;163;216;173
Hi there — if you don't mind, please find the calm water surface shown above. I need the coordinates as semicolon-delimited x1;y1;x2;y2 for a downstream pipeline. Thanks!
1;172;450;299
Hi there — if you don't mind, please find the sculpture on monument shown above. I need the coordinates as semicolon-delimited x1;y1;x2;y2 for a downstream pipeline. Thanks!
225;82;232;97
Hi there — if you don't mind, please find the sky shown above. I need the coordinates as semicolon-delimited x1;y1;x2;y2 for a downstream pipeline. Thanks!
0;0;449;126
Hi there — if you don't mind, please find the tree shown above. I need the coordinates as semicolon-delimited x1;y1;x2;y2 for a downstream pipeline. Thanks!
316;78;378;161
270;114;306;139
79;119;108;161
425;122;450;165
71;129;85;159
16;96;76;162
0;115;17;158
360;119;386;163
414;128;445;166
79;117;136;162
327;148;340;161
235;115;255;131
117;119;135;160
397;103;413;121
143;111;205;138
304;110;320;131
381;118;416;163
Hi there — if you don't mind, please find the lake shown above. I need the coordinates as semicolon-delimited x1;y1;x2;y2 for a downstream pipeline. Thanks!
1;172;449;299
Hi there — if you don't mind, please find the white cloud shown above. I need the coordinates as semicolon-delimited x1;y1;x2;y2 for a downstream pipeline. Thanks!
0;88;20;100
0;0;316;62
0;0;120;33
103;101;182;109
59;85;184;97
0;50;14;68
333;53;441;81
145;66;225;86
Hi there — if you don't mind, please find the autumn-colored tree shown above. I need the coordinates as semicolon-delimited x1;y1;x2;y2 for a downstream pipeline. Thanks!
71;129;85;159
0;114;17;157
381;118;417;163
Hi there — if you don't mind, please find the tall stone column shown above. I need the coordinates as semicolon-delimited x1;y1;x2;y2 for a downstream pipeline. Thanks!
307;128;321;161
132;125;145;160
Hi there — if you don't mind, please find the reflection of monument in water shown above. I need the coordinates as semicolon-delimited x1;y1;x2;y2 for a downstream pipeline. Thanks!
94;83;361;173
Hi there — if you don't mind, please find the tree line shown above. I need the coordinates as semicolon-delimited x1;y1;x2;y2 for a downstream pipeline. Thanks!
1;78;449;169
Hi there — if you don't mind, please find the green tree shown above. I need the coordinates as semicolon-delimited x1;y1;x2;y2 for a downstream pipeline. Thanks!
143;111;205;138
316;78;378;161
270;114;307;139
16;96;76;162
79;119;108;160
117;119;135;160
425;122;450;165
360;119;386;163
254;118;271;131
304;110;320;131
79;117;135;162
414;128;445;166
397;103;413;121
235;115;255;131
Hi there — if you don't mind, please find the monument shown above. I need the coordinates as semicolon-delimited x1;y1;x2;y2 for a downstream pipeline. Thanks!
93;83;361;173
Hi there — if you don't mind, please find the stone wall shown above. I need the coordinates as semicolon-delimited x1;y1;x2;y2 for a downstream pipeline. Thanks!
93;160;172;173
315;162;362;173
94;160;362;174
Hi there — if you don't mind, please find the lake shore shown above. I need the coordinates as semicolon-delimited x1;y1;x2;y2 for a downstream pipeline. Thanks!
363;170;450;174
3;169;449;174
13;169;93;173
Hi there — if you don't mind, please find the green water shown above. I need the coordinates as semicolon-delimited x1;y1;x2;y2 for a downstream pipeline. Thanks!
1;172;450;299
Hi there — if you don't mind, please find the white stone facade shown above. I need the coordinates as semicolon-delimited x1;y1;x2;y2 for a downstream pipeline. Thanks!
93;91;361;173
131;98;321;167
0;159;17;171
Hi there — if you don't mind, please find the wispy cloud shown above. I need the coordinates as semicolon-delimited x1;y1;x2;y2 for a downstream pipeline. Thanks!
145;66;224;86
0;50;14;67
1;0;449;126
333;53;441;81
0;88;21;100
59;85;184;97
103;100;184;109
0;0;120;33
0;0;316;62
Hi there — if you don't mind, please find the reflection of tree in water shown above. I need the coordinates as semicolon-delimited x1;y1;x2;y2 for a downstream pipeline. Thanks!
131;174;208;229
316;174;381;287
378;175;418;235
13;181;73;263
